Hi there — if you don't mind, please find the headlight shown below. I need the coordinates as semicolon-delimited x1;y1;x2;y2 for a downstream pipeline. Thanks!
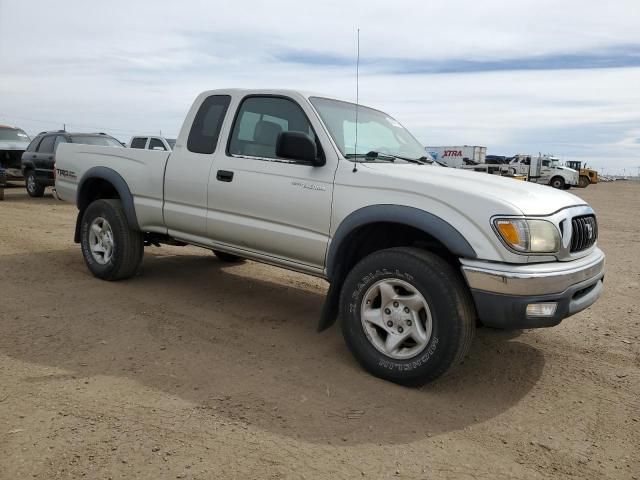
494;218;560;253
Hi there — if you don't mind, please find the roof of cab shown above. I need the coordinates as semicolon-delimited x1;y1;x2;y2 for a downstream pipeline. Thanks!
196;88;347;102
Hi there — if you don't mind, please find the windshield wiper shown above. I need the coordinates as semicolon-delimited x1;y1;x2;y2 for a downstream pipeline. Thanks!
346;151;433;164
395;155;432;165
346;151;395;162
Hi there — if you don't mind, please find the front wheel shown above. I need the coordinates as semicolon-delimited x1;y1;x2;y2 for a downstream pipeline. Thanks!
550;176;565;189
25;171;45;197
578;175;590;188
339;247;475;386
80;199;144;280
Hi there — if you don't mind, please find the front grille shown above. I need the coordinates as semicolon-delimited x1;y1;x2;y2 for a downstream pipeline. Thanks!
570;215;598;252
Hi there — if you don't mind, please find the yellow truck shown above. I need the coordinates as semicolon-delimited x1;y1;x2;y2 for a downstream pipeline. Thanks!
566;161;599;188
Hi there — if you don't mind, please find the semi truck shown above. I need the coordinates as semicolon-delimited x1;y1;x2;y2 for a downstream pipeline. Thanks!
425;145;486;168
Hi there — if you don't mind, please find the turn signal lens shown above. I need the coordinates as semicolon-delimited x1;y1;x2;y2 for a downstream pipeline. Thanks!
494;218;560;253
495;219;529;252
496;221;522;246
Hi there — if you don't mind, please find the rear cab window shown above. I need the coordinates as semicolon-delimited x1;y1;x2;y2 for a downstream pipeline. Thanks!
187;95;232;154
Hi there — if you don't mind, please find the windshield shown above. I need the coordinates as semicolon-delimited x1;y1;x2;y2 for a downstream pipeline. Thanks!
70;135;123;147
0;127;30;142
309;97;426;161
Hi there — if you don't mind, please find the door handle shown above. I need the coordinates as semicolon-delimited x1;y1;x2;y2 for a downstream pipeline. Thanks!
32;155;36;159
216;170;234;182
48;156;53;160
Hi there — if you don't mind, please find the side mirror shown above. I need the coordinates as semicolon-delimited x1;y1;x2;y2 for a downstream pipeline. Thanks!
276;131;324;166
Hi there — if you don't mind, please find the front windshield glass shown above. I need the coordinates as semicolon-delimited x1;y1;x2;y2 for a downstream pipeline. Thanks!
0;127;30;142
70;135;123;147
309;97;426;161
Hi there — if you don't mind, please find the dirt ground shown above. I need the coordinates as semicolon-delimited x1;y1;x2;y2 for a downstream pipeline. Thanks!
0;181;638;480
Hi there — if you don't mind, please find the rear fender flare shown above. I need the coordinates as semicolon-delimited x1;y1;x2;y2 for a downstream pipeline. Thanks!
74;167;139;242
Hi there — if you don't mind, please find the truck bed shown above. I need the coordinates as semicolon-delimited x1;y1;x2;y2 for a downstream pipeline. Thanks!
55;144;171;232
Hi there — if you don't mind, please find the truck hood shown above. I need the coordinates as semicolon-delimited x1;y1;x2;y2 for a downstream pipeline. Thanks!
0;140;29;151
363;163;586;215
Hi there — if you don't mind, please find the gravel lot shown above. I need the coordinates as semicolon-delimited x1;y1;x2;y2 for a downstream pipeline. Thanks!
0;181;638;479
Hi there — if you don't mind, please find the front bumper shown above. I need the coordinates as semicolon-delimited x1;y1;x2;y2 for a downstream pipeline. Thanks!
461;248;605;328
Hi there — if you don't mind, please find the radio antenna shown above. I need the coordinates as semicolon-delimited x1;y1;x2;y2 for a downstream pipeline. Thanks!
352;28;360;173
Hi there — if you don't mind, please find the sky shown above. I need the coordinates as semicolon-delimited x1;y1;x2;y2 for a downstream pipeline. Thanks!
1;0;639;175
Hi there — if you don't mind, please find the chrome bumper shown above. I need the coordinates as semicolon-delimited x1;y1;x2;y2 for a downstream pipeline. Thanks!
461;248;605;296
460;248;605;329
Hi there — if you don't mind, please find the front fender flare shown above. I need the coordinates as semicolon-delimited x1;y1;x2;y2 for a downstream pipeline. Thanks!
325;205;476;280
317;205;476;332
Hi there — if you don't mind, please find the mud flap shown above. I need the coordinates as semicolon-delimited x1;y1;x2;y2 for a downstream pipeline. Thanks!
317;280;341;332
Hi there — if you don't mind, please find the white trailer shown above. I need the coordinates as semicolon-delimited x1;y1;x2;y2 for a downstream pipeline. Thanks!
425;145;486;168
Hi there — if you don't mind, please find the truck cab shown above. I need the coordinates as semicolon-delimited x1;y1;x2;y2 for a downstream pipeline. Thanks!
509;154;579;189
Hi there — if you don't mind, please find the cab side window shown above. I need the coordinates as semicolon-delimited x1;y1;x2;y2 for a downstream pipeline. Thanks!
130;137;147;149
228;96;319;161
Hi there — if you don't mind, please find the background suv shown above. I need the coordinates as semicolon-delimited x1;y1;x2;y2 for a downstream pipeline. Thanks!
21;131;122;197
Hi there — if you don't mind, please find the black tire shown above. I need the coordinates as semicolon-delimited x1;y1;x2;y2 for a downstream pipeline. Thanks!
212;250;244;263
25;170;45;197
339;247;475;386
550;176;565;189
80;199;144;281
578;175;590;188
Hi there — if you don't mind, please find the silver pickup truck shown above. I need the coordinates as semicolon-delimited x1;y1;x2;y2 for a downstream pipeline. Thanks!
55;89;605;385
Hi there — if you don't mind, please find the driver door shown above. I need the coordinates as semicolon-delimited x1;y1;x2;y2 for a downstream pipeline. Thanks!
206;95;335;272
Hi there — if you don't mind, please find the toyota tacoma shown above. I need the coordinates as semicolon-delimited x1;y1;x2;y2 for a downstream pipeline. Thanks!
54;89;605;385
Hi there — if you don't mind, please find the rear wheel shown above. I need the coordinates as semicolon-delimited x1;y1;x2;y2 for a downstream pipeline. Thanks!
25;170;45;197
80;199;144;280
578;175;590;188
212;250;244;263
550;176;565;189
339;247;475;386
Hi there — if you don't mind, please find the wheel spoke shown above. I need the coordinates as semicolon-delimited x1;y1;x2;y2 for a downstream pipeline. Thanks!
91;224;102;236
378;282;398;306
402;293;425;312
411;318;429;345
362;307;387;330
383;331;411;356
92;244;105;253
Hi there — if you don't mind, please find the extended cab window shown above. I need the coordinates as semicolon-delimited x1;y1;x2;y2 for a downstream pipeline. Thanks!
187;95;231;154
130;137;147;149
38;135;56;153
148;138;166;150
228;96;317;160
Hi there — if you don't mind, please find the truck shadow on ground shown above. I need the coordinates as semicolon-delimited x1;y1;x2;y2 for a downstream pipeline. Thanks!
0;248;545;445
